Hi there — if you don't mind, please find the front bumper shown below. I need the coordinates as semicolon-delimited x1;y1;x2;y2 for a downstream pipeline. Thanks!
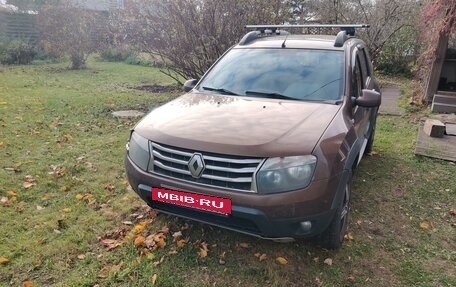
125;154;342;239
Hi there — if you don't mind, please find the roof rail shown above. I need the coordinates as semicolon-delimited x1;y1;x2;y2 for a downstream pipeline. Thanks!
239;29;289;45
241;24;369;47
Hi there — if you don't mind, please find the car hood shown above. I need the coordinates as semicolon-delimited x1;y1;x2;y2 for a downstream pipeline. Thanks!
135;92;341;157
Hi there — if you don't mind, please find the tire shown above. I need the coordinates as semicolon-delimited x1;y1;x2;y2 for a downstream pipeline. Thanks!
318;172;352;249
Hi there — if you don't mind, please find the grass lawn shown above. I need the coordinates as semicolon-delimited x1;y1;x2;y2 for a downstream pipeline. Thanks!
0;60;455;287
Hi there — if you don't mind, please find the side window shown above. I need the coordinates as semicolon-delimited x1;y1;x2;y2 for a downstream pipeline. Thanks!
362;49;373;76
357;51;368;84
353;56;363;99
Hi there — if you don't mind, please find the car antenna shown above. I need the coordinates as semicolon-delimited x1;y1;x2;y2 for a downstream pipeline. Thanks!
281;32;289;48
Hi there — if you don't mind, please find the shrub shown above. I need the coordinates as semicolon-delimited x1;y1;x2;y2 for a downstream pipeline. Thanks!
0;38;37;65
99;46;134;62
38;3;109;69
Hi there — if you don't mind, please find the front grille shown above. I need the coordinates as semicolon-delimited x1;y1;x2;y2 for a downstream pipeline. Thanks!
148;142;263;191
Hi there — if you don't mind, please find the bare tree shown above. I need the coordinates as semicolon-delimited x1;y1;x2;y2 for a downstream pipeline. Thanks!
415;0;456;102
117;0;288;82
37;2;109;69
308;0;421;64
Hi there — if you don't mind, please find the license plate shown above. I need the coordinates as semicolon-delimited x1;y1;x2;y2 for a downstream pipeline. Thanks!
151;187;232;215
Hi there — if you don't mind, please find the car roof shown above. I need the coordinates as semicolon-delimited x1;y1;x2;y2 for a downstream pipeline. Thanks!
234;34;348;50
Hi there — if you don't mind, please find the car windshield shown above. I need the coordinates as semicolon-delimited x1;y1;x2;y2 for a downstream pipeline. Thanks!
198;48;344;102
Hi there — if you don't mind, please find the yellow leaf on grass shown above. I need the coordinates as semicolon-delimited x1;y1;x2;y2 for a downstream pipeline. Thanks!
23;281;34;287
6;190;17;196
156;237;166;249
22;182;36;189
259;253;267;261
133;221;149;234
177;239;187;248
198;248;208;258
420;221;432;230
134;235;146;247
104;183;115;191
75;194;84;200
151;274;158;285
0;257;10;264
344;232;354;241
276;257;288;265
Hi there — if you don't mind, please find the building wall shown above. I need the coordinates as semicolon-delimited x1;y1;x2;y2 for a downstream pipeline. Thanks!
72;0;124;11
0;11;39;43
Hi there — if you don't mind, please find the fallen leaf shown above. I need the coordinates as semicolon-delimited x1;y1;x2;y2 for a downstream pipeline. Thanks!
172;231;182;238
152;256;164;267
7;190;17;197
100;239;122;250
180;223;190;231
0;257;10;264
239;242;250;248
60;208;71;213
276;257;288;265
77;254;85;260
133;220;149;234
259;253;267;261
450;209;456;216
134;235;146;247
344;232;354;241
23;281;34;287
48;165;66;178
105;183;115;191
75;194;84;200
198;248;208;258
98;266;110;278
324;258;333;266
151;274;158;285
176;239;187;248
368;151;378;156
36;205;45;210
22;181;36;189
155;235;166;249
122;221;133;225
420;221;432;230
1;197;9;206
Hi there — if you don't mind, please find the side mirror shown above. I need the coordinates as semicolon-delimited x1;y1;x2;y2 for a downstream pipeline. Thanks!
356;89;381;107
183;79;198;92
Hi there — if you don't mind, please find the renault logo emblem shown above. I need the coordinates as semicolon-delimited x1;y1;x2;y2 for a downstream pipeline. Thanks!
188;153;205;178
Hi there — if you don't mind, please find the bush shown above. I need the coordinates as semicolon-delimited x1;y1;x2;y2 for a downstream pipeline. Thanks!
0;38;37;65
99;46;134;62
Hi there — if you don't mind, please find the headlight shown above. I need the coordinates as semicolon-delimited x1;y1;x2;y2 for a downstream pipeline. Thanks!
127;131;150;171
256;155;316;194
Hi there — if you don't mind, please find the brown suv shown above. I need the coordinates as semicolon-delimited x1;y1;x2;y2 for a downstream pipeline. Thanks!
125;24;381;248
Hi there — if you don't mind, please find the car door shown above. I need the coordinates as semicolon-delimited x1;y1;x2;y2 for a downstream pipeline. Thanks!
351;48;371;157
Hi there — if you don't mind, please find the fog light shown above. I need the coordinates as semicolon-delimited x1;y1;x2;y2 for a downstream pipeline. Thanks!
300;221;312;232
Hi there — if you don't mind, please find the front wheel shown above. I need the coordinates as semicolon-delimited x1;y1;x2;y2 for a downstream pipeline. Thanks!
317;172;352;249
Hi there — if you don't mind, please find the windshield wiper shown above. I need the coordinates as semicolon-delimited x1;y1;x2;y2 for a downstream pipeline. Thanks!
244;90;298;100
201;86;239;96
